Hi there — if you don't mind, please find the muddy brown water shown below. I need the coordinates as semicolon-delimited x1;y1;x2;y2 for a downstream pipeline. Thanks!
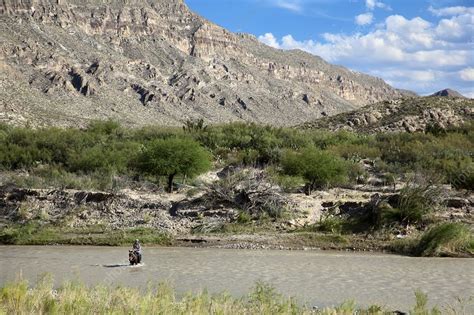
0;246;473;311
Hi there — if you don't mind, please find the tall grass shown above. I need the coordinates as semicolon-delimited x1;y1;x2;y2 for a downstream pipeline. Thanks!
390;223;474;257
0;277;456;315
381;183;441;226
415;223;474;257
0;278;300;315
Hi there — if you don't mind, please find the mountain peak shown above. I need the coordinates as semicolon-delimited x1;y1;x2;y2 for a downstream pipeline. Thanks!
0;0;401;127
431;89;465;98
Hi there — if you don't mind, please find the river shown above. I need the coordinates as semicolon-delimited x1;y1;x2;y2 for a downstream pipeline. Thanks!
0;246;472;311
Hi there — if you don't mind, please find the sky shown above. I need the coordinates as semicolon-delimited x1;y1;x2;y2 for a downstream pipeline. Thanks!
185;0;474;97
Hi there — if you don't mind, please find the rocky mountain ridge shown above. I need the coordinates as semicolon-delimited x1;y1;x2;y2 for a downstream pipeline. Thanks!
302;96;474;133
431;89;466;98
0;0;401;127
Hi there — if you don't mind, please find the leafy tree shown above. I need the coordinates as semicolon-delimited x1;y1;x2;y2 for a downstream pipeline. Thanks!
135;138;211;192
281;147;348;195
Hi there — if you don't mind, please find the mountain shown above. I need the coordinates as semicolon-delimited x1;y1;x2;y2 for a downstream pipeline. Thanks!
301;96;474;133
0;0;401;127
431;89;466;98
396;89;418;98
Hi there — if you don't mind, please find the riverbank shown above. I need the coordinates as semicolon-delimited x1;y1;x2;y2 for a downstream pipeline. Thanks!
1;122;473;258
0;224;387;251
1;223;473;258
1;183;473;257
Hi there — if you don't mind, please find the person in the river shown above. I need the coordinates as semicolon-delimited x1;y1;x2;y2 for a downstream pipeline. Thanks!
132;239;142;263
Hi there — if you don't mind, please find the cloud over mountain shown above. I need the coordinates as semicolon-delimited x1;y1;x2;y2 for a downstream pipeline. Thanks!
258;5;474;96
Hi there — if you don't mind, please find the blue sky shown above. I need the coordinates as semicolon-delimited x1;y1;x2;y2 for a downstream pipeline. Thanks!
186;0;474;97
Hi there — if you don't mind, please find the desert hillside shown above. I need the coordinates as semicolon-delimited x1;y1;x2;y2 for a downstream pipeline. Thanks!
0;0;401;127
302;96;474;133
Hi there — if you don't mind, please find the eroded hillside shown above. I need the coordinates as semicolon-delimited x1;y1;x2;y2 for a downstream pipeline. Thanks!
302;97;474;133
0;0;401;127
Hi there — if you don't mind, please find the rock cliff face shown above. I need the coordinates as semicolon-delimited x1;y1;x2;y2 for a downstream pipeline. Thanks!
0;0;401;127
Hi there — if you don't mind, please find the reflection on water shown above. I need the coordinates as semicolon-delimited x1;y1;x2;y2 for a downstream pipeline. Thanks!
0;246;472;311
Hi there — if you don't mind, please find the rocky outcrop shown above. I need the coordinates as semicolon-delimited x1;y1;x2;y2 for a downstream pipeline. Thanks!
0;0;401;127
302;96;474;133
0;185;194;234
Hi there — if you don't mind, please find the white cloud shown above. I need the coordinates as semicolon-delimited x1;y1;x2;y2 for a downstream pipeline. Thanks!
258;10;474;95
355;12;373;25
394;70;436;82
260;0;303;12
275;0;302;12
464;91;474;98
459;68;474;81
385;15;434;49
435;13;474;42
366;0;390;11
370;69;440;92
258;33;281;48
429;6;474;17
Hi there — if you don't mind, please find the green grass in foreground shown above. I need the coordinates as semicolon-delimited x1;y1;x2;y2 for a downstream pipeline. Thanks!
0;276;459;315
0;223;173;246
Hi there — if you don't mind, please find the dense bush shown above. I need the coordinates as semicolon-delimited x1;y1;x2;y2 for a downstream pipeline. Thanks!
316;216;344;234
281;147;349;194
439;157;474;190
327;143;380;161
0;120;472;192
196;123;285;166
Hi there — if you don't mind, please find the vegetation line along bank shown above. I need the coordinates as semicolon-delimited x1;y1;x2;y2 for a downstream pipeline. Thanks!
0;120;472;256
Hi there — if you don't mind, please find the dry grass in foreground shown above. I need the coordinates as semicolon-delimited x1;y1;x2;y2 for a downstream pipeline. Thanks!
1;276;471;315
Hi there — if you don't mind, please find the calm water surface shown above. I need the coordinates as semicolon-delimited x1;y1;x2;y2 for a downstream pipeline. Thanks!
0;246;473;311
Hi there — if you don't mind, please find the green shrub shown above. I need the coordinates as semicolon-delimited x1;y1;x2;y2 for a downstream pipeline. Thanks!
183;118;208;133
134;137;211;192
131;125;183;142
266;166;304;192
236;211;252;224
0;121;472;191
5;166;120;191
275;175;304;192
441;158;474;190
281;147;349;194
86;120;123;136
316;216;344;234
347;162;368;185
328;143;381;161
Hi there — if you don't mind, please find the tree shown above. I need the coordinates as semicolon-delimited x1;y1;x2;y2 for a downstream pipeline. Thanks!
136;138;211;192
281;147;348;195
